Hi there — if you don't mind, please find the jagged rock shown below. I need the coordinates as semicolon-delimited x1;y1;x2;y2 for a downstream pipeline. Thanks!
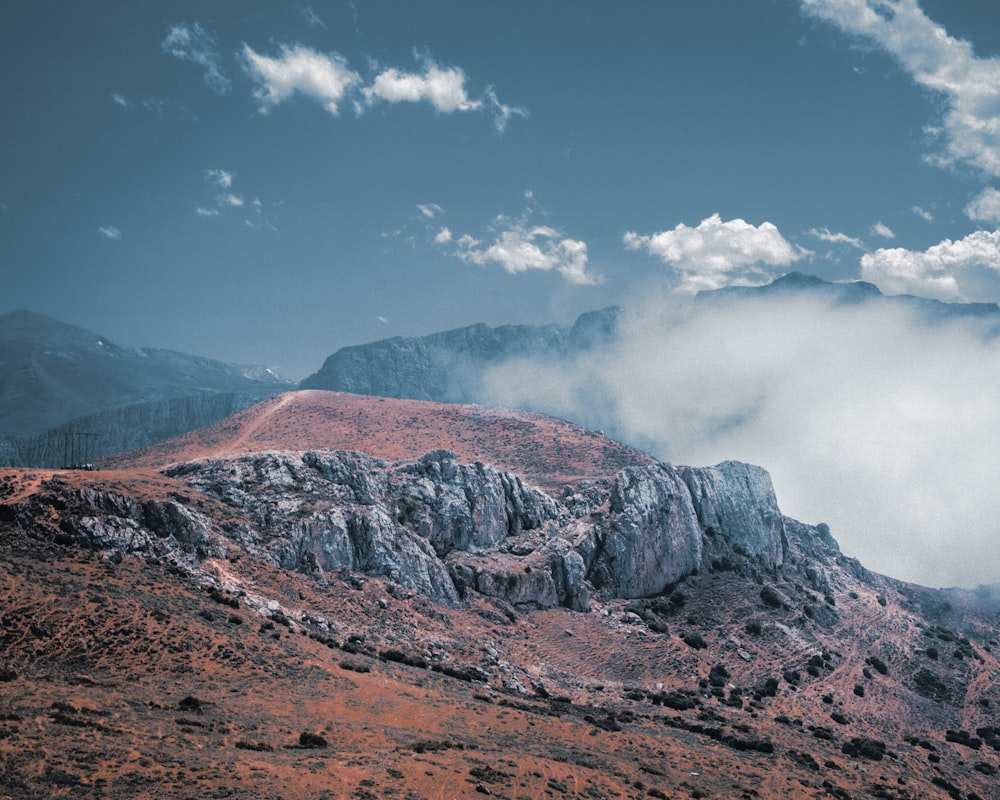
12;443;804;611
680;461;785;568
588;465;703;598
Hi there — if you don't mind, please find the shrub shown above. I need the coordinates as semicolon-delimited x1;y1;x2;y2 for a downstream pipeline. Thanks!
682;632;707;650
298;731;328;749
759;587;783;609
853;684;865;698
841;736;886;761
745;620;762;636
177;696;204;713
235;740;273;752
380;648;428;669
866;655;888;675
945;729;982;750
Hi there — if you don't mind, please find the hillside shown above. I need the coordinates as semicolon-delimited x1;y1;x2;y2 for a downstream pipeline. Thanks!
2;391;1000;799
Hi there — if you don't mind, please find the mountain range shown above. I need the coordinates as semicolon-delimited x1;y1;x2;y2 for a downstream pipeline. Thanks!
2;389;999;798
299;272;1000;405
6;274;1000;471
0;310;290;467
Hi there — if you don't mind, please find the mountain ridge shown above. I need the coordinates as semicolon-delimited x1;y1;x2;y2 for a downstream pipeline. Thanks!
2;390;1000;798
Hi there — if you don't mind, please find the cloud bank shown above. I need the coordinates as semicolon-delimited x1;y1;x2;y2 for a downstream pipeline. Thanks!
624;214;810;293
481;287;1000;589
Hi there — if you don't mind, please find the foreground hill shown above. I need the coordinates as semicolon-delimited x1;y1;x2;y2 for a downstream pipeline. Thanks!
0;310;289;467
2;391;1000;799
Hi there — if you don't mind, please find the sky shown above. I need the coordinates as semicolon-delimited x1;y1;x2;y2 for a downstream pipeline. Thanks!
4;1;1000;587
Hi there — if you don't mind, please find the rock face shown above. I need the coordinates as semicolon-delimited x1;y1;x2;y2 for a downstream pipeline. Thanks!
9;447;790;612
299;307;621;401
680;461;785;568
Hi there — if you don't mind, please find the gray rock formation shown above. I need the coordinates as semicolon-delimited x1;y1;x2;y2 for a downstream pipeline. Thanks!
8;447;792;612
299;307;621;401
680;461;785;567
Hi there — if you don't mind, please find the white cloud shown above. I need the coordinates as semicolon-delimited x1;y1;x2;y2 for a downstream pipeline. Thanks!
434;227;453;244
363;55;482;113
417;202;443;219
242;43;361;115
98;225;122;241
624;213;810;293
808;227;864;248
481;289;1000;588
217;193;244;207
484;87;529;135
376;315;389;325
801;0;1000;179
162;22;231;94
239;43;524;131
454;222;598;285
965;188;1000;225
196;207;219;217
205;168;233;189
872;221;895;239
912;205;934;222
861;228;1000;301
111;93;128;109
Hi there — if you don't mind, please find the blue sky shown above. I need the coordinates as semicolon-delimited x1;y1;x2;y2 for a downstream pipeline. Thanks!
3;0;1000;379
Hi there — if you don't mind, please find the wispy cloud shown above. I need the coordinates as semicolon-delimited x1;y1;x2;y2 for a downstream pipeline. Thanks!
240;44;525;132
624;213;810;293
417;202;443;220
871;221;895;239
162;22;231;94
111;92;128;109
965;187;1000;225
801;0;1000;180
912;205;934;222
242;43;360;115
808;227;864;248
195;207;219;217
98;225;122;241
434;227;453;244
217;193;244;207
861;228;1000;301
205;168;233;189
299;5;327;29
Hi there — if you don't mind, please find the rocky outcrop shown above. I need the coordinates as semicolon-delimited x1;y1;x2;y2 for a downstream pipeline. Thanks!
299;307;622;401
680;461;785;567
7;447;792;611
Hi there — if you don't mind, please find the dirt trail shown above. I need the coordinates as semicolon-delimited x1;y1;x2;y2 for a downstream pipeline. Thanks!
215;392;299;457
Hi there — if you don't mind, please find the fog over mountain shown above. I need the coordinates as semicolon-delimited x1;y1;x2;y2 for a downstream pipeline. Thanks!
480;276;1000;589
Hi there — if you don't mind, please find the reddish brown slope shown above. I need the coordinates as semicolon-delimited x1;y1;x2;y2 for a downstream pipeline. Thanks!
105;389;655;490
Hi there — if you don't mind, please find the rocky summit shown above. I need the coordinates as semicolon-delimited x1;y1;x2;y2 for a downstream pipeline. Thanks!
2;391;999;799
